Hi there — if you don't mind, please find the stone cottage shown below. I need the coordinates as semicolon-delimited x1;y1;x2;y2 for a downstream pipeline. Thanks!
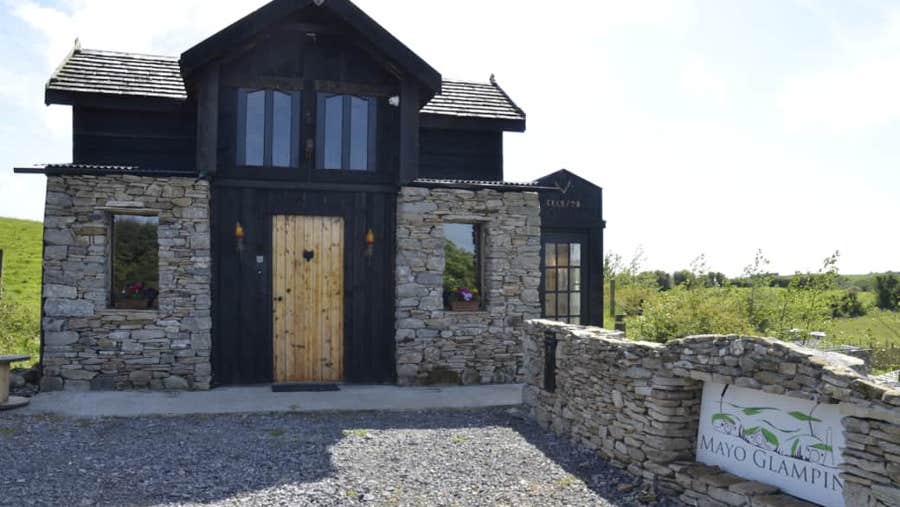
16;0;605;391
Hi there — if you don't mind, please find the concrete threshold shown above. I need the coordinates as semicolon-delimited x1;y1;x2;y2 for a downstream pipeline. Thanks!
16;384;525;418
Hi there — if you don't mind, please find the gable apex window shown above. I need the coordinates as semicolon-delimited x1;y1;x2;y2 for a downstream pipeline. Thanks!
237;88;301;168
316;93;378;171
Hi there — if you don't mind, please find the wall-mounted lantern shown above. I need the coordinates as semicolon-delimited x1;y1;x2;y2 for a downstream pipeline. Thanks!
365;228;375;262
365;228;375;251
235;222;246;254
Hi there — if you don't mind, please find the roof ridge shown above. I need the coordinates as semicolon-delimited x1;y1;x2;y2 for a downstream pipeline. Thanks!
78;48;180;61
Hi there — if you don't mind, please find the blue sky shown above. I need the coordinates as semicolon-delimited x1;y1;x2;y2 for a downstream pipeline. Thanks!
1;0;898;276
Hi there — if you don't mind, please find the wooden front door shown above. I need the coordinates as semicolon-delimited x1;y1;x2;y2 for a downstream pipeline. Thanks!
272;215;344;383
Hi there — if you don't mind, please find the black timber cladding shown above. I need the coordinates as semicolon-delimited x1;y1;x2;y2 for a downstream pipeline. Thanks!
73;107;196;172
536;169;605;327
211;185;397;385
179;0;442;93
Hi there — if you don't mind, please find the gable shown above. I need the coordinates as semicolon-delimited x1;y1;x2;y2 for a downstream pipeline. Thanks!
180;0;441;94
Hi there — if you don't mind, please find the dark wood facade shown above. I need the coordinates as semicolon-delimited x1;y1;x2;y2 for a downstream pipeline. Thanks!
212;184;396;384
73;106;196;171
420;129;503;181
537;170;606;327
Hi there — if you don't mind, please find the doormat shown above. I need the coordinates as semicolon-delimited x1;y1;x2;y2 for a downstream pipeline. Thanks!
272;383;341;393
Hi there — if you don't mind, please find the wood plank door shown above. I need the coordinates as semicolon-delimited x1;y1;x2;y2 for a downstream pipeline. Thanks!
272;215;344;383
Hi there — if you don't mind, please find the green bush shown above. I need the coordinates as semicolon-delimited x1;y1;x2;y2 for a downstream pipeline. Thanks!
875;274;899;311
633;286;752;342
0;299;40;361
830;289;868;318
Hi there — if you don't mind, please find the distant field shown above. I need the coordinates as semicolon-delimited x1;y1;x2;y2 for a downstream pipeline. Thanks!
0;217;42;364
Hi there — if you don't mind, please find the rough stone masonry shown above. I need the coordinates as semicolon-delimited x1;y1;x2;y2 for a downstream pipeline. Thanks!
394;186;542;386
41;175;212;391
524;320;900;507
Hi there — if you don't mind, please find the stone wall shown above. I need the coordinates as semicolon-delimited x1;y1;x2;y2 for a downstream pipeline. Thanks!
394;186;541;386
523;320;900;507
41;175;211;391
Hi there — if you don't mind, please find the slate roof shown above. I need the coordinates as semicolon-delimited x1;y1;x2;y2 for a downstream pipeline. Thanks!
46;49;524;122
47;49;187;101
421;79;525;122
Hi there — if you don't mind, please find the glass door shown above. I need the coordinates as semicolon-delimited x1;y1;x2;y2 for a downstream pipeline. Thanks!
542;235;587;324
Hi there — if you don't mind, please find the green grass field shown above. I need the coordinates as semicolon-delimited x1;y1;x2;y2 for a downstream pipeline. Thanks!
0;217;43;364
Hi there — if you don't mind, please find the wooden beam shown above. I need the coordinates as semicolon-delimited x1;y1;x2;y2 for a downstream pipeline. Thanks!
398;79;419;184
196;64;220;176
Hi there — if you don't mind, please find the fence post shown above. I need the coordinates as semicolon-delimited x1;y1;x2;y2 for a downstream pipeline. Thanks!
614;314;626;336
543;331;557;393
609;278;616;321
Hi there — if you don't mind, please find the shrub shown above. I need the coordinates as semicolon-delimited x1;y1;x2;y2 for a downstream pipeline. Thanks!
875;274;899;311
830;289;868;318
0;299;40;361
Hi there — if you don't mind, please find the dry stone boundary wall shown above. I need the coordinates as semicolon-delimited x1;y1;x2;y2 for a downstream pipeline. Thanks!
523;320;900;507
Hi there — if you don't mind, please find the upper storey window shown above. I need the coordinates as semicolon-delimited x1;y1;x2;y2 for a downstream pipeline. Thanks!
237;89;301;168
316;94;377;171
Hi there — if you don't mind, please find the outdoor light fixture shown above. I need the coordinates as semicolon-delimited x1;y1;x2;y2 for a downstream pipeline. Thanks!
365;228;375;261
235;222;246;254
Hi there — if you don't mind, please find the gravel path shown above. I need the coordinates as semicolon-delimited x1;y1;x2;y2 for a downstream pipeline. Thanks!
0;407;674;506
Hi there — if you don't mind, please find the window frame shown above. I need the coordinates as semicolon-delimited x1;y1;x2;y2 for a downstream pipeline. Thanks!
315;93;378;172
108;213;161;311
236;88;302;169
541;236;588;324
442;222;486;311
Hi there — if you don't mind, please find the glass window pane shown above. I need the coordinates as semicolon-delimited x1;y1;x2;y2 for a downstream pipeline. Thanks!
558;268;569;292
544;293;557;317
544;244;557;267
545;268;557;292
570;243;582;267
323;95;343;169
557;243;570;267
570;292;581;319
443;223;481;310
272;91;292;167
244;90;265;166
571;316;581;325
570;268;581;292
349;96;369;171
112;215;159;310
558;292;569;316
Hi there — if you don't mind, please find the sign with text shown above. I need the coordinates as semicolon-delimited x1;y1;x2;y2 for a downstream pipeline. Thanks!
696;382;845;507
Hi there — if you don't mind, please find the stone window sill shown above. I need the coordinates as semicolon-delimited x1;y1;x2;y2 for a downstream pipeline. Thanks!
99;309;160;316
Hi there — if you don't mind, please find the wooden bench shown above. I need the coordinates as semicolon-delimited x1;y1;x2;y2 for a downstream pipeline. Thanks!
0;355;30;410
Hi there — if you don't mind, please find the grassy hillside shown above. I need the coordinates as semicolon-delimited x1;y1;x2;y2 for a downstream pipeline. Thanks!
0;217;42;363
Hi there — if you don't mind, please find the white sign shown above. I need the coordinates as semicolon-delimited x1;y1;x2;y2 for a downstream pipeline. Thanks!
696;382;845;507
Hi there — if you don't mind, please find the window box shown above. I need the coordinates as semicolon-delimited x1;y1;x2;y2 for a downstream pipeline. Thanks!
449;300;481;312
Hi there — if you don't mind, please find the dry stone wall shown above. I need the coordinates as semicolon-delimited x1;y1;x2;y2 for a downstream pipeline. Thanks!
394;186;541;386
523;320;900;507
41;175;211;391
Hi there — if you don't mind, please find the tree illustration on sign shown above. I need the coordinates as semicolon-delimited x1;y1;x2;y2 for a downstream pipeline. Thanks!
712;385;836;467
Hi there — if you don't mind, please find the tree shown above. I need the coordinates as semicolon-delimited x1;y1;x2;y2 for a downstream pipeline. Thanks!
673;270;694;287
875;273;899;311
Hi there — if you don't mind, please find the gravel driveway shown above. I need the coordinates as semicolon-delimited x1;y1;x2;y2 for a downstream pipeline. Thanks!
0;407;673;506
